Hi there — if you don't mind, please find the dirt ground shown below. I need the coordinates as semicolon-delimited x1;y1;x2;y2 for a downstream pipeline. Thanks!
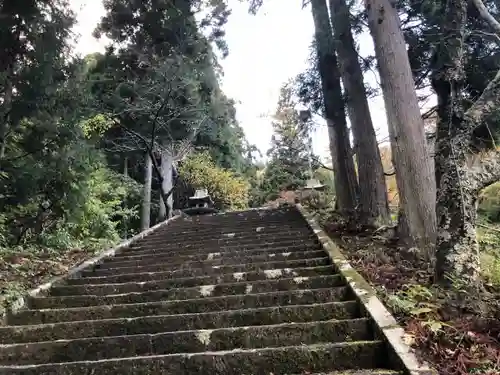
324;223;500;375
0;248;92;314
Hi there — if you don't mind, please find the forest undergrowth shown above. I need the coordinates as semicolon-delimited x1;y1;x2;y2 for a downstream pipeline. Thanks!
323;218;500;375
0;240;114;315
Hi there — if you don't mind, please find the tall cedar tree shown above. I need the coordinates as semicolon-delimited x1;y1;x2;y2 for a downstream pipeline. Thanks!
328;0;390;225
365;0;437;250
310;0;359;215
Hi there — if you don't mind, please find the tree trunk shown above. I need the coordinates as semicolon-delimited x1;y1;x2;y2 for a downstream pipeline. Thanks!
432;0;500;285
328;0;390;226
141;152;153;231
158;148;174;221
122;156;129;239
310;0;358;215
0;71;13;163
365;0;436;249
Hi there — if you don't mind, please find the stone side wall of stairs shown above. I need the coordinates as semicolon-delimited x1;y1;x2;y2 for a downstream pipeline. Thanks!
0;205;433;374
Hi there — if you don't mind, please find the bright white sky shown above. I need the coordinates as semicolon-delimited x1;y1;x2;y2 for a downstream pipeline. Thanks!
70;0;392;161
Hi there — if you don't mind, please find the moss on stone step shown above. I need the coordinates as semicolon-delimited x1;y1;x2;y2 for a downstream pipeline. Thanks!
108;242;322;263
0;301;360;345
0;318;373;365
0;341;387;374
97;249;326;271
49;265;335;297
68;260;333;286
10;287;353;325
79;256;331;279
30;274;345;309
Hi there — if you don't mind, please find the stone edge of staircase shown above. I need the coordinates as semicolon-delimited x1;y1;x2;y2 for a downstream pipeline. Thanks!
1;214;184;324
295;204;436;375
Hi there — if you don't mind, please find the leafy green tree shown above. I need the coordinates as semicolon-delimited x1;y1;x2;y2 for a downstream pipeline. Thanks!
90;0;253;221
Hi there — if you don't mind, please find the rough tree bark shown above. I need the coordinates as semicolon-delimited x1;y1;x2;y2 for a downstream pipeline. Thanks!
432;0;500;285
310;0;358;215
365;0;436;249
122;156;129;239
328;0;390;226
0;68;13;163
141;152;153;231
158;147;174;221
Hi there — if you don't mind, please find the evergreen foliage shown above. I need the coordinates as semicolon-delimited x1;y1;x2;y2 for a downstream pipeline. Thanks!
259;85;313;202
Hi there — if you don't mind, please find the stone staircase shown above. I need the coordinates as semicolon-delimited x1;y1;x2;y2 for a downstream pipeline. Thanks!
0;206;411;374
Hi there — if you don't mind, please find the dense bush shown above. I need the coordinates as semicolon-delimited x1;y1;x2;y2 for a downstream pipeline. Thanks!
0;146;141;251
179;152;250;210
478;182;500;222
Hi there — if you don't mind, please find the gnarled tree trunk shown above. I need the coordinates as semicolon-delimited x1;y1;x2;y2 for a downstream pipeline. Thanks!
310;0;358;215
328;0;390;226
365;0;436;249
158;148;174;221
432;0;500;285
141;152;153;231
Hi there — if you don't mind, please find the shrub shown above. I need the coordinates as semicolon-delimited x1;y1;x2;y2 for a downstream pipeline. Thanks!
179;152;250;210
478;182;500;222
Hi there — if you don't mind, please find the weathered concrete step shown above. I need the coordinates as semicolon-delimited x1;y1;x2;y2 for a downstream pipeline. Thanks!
116;239;321;259
1;301;360;344
150;219;306;234
10;287;351;325
145;226;313;243
127;236;319;253
0;318;373;365
0;340;388;374
139;230;314;246
169;219;306;230
33;275;344;308
51;265;337;296
97;249;326;270
74;257;331;284
89;250;327;276
152;222;307;233
180;210;302;223
291;371;401;375
107;243;322;264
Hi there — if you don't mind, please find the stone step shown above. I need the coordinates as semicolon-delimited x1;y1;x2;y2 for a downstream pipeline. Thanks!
168;220;306;230
0;340;388;374
112;241;322;260
0;318;373;365
127;236;319;252
50;265;336;296
10;287;351;325
0;206;406;374
139;229;314;245
1;301;360;344
291;371;401;375
97;249;326;270
145;226;313;242
73;257;331;284
115;240;321;260
156;219;306;232
88;250;327;276
179;209;301;221
32;274;345;309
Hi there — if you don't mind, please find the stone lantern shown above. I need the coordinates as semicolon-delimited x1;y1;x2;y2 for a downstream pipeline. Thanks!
182;188;218;216
299;178;325;200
